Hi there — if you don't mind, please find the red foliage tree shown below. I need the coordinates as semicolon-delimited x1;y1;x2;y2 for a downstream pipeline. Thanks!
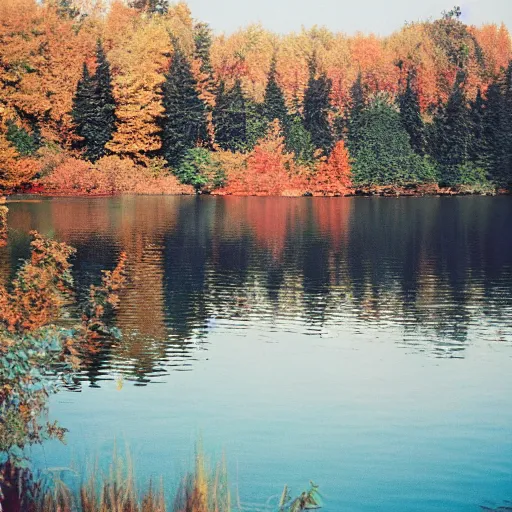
312;140;352;196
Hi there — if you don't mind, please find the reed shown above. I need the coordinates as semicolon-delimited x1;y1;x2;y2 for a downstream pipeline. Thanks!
7;447;232;512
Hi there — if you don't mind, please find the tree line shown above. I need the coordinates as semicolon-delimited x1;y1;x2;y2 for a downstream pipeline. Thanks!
1;1;512;194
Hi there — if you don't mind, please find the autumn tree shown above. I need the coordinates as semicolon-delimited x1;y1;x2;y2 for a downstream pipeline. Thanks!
303;60;333;154
242;120;294;195
312;139;352;195
105;4;174;160
213;79;248;151
160;42;208;168
0;127;37;190
0;133;20;190
72;41;116;162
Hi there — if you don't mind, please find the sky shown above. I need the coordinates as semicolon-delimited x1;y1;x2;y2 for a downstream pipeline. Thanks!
184;0;512;34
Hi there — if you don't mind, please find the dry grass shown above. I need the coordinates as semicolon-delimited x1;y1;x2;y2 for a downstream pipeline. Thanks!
5;448;231;512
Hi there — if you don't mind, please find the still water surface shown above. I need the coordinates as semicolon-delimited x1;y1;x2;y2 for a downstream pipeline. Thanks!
2;196;512;511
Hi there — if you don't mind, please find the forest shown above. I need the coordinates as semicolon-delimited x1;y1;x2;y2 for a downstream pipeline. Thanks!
0;0;512;196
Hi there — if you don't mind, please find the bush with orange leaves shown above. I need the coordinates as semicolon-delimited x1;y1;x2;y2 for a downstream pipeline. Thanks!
311;140;352;196
0;134;39;191
0;232;76;334
219;120;309;196
41;155;194;195
0;232;128;474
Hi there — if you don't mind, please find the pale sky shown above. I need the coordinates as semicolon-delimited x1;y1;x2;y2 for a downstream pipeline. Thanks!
185;0;512;34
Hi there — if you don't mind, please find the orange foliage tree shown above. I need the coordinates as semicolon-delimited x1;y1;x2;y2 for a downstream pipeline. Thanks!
0;0;97;145
223;120;307;195
105;2;195;160
312;140;352;196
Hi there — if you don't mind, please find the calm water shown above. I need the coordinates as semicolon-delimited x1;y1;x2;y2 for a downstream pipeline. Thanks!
2;196;512;511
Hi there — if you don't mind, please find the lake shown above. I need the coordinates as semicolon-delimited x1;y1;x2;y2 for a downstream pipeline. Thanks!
1;195;512;511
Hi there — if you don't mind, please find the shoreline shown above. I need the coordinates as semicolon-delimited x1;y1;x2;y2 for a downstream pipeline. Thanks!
4;185;510;199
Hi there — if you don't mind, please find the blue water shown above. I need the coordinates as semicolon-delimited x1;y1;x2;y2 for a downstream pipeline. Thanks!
2;196;512;511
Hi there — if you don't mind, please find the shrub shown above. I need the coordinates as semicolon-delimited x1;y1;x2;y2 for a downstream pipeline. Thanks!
176;148;226;192
219;120;309;196
6;121;39;157
35;145;68;178
41;157;101;193
311;140;352;196
41;156;194;195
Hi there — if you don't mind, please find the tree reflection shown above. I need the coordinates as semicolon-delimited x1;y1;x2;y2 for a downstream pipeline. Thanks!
2;196;511;383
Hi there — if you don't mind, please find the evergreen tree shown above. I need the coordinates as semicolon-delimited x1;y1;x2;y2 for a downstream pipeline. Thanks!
160;43;208;168
430;71;472;185
481;81;506;182
51;0;81;19
194;22;214;77
351;98;435;186
245;100;267;152
129;0;169;14
6;120;40;156
213;79;247;152
347;73;365;155
262;56;289;128
398;70;425;155
72;42;116;162
501;61;512;187
303;60;333;154
468;87;486;165
94;41;116;156
286;115;315;165
72;63;95;156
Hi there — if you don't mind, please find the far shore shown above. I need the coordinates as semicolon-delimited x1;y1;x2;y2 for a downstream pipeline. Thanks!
3;183;510;199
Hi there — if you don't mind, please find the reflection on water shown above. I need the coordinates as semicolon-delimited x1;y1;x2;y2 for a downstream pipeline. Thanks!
1;196;512;384
2;196;512;512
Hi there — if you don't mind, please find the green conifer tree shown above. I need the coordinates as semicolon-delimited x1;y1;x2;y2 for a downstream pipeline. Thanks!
347;73;365;155
262;56;289;128
351;98;435;186
481;81;505;183
468;87;486;166
72;42;116;162
129;0;169;14
160;43;208;168
431;71;472;185
94;41;116;156
398;70;425;155
213;79;247;151
501;61;512;187
286;115;315;165
303;60;333;154
194;22;214;77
